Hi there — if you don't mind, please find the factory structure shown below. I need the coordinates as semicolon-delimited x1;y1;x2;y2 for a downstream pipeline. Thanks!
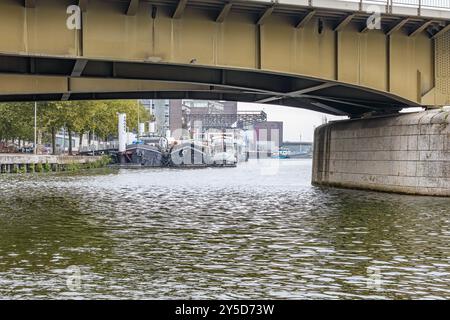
139;99;284;157
79;99;311;161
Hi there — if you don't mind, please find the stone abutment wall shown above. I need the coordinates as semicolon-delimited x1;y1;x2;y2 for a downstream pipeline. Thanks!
312;110;450;196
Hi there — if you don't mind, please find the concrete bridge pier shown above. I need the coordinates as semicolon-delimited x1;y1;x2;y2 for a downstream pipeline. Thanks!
312;109;450;196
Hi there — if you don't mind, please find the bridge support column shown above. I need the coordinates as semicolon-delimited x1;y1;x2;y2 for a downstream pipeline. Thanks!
312;109;450;196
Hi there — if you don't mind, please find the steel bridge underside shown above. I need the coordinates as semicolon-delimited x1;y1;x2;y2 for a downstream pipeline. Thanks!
1;0;450;117
0;54;422;117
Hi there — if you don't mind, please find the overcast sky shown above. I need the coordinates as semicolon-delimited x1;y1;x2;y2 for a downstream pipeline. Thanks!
237;103;434;142
238;102;345;142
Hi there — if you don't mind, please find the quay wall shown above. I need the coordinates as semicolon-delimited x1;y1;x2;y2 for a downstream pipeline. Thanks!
0;154;103;165
312;110;450;196
0;154;104;173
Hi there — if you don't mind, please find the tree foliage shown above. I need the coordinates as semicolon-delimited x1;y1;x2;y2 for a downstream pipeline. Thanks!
0;102;35;142
0;100;151;152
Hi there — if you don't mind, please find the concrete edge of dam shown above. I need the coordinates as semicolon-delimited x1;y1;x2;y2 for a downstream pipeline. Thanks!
312;109;450;197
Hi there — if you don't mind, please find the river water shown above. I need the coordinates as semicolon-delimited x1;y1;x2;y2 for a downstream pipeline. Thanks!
0;159;449;299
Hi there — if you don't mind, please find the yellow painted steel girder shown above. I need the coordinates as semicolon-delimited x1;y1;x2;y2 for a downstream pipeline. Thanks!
0;0;449;107
0;75;214;95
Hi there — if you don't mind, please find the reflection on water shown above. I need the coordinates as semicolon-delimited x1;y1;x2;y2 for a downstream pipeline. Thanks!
0;159;449;299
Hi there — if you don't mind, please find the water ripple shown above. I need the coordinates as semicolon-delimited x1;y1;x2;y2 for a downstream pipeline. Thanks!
0;159;449;299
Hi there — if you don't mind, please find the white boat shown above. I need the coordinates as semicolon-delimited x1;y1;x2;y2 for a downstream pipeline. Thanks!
169;141;211;167
210;136;237;166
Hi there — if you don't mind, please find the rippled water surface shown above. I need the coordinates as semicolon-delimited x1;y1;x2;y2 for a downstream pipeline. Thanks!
0;159;449;299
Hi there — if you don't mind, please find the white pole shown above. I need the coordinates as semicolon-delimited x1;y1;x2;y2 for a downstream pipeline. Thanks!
63;124;66;155
137;101;140;139
118;113;127;152
34;102;37;155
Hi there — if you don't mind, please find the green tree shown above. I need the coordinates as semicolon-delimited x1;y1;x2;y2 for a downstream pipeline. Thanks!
0;102;34;145
0;99;152;155
38;102;66;155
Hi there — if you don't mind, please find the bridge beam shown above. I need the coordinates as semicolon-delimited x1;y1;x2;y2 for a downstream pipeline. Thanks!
0;53;423;116
216;2;233;23
126;0;139;16
78;0;88;12
386;18;409;36
62;58;89;100
359;24;371;33
409;20;433;37
256;83;337;103
24;0;35;8
0;61;410;117
334;14;355;32
0;74;219;94
173;0;188;19
432;24;450;39
308;101;350;116
296;10;316;29
0;0;448;108
61;91;71;101
71;59;88;77
257;5;275;25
